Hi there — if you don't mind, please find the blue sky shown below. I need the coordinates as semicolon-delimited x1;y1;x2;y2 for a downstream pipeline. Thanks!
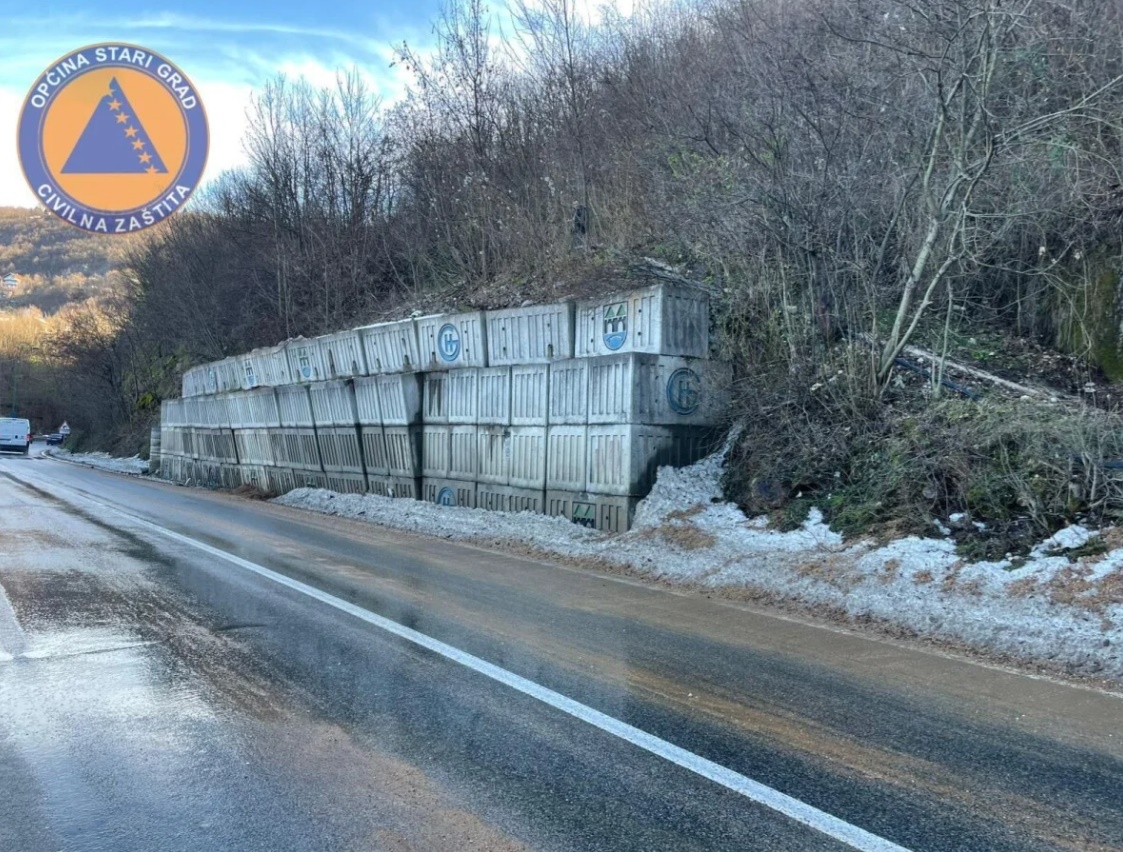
0;0;446;207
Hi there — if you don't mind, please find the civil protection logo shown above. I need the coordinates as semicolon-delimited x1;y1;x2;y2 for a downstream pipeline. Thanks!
17;43;208;234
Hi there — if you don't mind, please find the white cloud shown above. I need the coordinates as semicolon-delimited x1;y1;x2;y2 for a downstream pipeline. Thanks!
0;87;38;208
193;79;256;185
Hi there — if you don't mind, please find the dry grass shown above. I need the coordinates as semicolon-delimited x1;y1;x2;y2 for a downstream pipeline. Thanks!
232;484;272;500
657;522;717;551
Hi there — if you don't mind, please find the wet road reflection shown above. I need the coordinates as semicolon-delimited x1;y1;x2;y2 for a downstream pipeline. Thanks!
0;469;847;851
2;456;1123;851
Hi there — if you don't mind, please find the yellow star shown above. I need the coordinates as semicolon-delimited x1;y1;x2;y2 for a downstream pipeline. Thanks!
124;126;138;138
132;139;145;150
108;99;121;111
146;165;158;174
115;113;130;124
139;152;152;164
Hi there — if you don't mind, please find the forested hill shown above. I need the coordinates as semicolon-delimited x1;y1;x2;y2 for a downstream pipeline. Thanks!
0;206;119;313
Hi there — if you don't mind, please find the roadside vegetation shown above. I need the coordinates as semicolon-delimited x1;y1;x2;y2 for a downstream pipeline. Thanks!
6;0;1123;553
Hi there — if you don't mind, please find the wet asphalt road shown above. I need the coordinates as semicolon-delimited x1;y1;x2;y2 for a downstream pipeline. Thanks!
1;446;1122;851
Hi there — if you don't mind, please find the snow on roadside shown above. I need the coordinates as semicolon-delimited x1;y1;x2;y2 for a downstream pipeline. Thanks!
50;449;150;476
274;440;1123;685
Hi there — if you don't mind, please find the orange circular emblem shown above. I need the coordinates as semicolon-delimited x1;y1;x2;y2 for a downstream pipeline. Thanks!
17;43;209;234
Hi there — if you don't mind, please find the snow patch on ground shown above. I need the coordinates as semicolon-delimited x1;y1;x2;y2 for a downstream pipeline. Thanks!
51;450;150;476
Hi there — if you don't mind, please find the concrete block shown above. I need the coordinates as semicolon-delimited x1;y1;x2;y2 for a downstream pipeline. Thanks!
423;478;477;508
485;302;575;365
417;311;487;370
587;353;731;425
575;283;710;359
383;425;424;478
309;380;360;426
586;424;720;496
546;425;587;492
476;484;546;514
358;319;423;374
477;367;511;425
545;490;639;533
511;364;549;426
317;329;368;379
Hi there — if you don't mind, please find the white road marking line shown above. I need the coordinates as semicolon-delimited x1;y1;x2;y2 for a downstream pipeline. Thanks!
73;494;913;852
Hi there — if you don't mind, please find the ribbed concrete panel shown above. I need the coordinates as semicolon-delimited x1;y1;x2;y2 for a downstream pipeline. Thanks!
450;425;478;480
547;360;588;425
586;424;718;496
266;466;296;496
383;426;423;477
271;427;321;471
326;473;367;494
317;329;368;379
182;396;203;427
476;484;545;514
220;465;242;489
360;425;389;476
387;476;422;499
423;478;477;508
200;428;237;464
161;398;185;426
369;373;423;425
477;426;510;485
217;357;242;393
243;345;289;388
317;426;364;474
546;425;587;492
239;465;270;491
447;369;479;425
422;372;449;424
181;365;206;398
422;426;451;478
545;490;639;533
231;388;280;428
353;377;383;426
509;426;547;490
293;470;329;490
309;380;359;426
276;385;314;427
485;302;575;365
285;337;328;384
358;319;423;374
587;354;731;425
575;283;710;359
201;396;232;428
203;364;221;396
234;428;275;465
511;364;548;426
477;367;511;425
416;311;487;370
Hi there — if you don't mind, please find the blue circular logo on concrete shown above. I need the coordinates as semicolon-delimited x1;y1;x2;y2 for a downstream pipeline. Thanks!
437;486;456;506
437;324;460;362
667;368;700;415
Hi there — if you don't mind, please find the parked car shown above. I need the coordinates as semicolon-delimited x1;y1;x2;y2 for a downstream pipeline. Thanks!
0;418;32;454
46;433;63;445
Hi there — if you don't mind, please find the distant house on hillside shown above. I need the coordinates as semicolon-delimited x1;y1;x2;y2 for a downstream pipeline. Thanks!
1;273;18;289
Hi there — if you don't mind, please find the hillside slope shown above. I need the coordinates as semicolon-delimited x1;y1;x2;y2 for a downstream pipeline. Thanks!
0;206;120;313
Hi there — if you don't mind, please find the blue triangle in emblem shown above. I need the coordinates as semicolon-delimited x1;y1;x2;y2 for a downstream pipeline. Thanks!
61;77;168;174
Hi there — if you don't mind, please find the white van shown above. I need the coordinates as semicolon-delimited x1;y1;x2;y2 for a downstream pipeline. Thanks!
0;418;31;454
